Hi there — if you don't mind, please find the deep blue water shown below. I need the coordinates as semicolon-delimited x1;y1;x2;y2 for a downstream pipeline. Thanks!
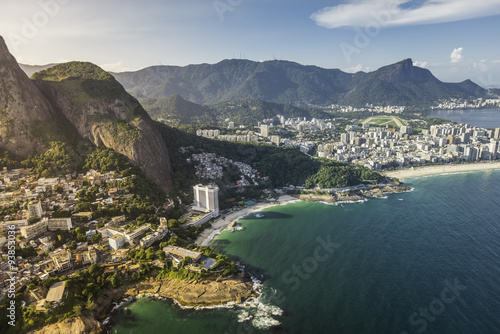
425;108;500;128
111;170;500;334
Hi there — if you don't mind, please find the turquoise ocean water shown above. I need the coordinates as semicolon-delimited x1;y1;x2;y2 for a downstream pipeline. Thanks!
110;170;500;334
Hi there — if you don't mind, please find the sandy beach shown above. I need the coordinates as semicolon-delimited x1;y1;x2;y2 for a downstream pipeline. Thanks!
384;161;500;180
195;195;298;246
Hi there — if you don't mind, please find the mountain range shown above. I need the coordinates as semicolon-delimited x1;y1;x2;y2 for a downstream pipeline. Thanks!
112;58;489;107
0;36;173;193
141;94;332;127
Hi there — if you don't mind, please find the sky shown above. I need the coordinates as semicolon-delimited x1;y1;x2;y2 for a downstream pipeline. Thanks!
0;0;499;87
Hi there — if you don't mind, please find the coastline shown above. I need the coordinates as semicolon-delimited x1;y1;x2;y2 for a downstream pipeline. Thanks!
195;183;412;247
383;161;500;180
195;195;299;246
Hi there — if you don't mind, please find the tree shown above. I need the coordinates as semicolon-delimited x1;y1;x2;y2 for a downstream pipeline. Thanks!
88;263;100;276
73;304;83;316
88;233;102;245
156;250;166;261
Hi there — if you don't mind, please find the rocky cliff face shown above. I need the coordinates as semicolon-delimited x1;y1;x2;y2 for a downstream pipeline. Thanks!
0;36;173;193
0;36;71;157
27;315;105;334
33;63;173;192
376;58;438;84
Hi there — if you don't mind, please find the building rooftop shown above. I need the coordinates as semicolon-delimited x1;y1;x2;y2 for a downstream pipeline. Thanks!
110;233;125;240
163;246;202;260
46;281;66;302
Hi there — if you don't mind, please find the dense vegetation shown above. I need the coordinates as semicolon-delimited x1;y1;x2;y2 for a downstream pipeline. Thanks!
0;148;23;170
22;142;85;178
33;62;127;102
32;62;115;82
305;161;384;188
141;94;216;126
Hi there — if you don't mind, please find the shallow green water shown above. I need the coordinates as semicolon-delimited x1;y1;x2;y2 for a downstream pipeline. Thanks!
111;170;500;334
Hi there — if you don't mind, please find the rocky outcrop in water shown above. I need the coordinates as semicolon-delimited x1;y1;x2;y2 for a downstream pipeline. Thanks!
93;273;256;321
298;183;412;204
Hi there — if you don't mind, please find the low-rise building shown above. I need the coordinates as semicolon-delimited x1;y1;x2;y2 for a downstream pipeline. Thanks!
20;220;47;240
50;250;72;272
140;225;168;248
47;218;72;231
1;220;28;235
163;245;202;263
45;281;66;304
125;224;151;244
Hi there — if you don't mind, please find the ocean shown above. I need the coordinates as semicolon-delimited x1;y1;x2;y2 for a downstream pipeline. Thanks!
109;170;500;334
425;108;500;129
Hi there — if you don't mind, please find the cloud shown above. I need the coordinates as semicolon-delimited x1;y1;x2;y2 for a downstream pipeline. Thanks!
413;60;429;68
450;47;463;63
99;61;129;73
311;0;500;28
344;64;370;73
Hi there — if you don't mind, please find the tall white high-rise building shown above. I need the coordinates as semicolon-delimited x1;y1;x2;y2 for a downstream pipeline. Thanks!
260;124;269;138
490;140;499;159
495;128;500;140
193;184;219;217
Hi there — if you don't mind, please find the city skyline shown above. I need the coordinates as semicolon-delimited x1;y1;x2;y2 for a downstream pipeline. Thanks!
0;0;499;86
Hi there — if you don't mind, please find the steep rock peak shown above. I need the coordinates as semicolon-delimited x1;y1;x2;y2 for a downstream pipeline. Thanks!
399;58;414;68
0;36;16;63
377;58;437;84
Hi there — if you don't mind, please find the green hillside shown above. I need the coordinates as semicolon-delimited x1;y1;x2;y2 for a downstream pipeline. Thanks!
142;95;333;127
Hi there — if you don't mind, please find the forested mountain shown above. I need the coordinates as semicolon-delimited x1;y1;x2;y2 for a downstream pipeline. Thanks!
113;58;487;107
142;94;332;126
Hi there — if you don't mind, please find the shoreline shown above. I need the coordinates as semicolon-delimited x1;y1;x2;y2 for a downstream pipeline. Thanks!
383;161;500;180
195;195;299;246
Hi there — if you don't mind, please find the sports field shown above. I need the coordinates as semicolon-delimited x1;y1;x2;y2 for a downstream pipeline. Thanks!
360;115;408;128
